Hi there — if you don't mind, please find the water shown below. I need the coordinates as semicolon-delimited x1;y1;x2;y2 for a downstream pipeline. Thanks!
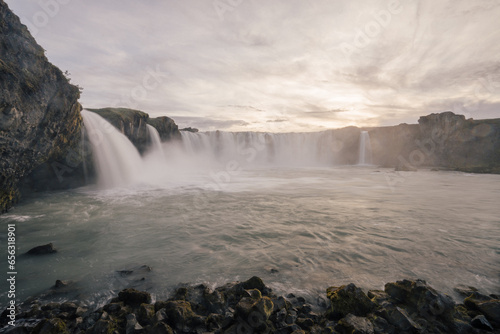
0;113;499;309
1;168;499;308
81;110;142;188
358;131;372;165
146;124;164;156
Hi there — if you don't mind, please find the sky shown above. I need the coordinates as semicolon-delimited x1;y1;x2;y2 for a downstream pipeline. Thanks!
5;0;500;132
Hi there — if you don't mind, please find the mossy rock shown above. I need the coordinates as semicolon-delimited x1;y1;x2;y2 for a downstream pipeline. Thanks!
32;318;68;334
326;283;377;320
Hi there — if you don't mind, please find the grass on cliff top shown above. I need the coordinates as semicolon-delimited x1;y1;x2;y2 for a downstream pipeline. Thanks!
87;107;149;125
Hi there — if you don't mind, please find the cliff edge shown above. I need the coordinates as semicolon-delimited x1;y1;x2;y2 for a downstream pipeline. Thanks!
0;0;82;212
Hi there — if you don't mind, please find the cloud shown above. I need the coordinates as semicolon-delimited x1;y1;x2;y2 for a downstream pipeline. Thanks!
5;0;500;131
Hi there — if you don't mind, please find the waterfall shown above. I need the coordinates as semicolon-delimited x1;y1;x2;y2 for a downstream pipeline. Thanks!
81;110;143;188
180;130;337;166
146;124;164;156
358;131;373;165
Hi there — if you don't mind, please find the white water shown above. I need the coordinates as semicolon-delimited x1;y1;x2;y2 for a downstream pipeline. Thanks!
358;131;372;165
81;110;143;188
146;124;164;156
181;131;338;167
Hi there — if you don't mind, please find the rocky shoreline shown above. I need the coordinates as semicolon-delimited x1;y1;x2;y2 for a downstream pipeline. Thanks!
1;277;499;334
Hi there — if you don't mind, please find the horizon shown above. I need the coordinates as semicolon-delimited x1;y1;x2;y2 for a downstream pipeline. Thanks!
5;0;500;132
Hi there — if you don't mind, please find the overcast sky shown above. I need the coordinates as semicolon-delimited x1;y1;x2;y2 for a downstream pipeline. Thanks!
6;0;500;131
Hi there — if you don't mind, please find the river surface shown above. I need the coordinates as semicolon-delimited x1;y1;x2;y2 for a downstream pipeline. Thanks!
1;167;499;308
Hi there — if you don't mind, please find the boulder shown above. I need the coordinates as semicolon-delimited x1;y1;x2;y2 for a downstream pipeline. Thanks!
118;288;152;306
26;243;57;255
326;283;377;319
335;313;374;334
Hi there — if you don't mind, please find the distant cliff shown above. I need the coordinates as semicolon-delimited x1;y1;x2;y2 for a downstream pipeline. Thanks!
0;0;83;213
367;112;500;172
87;108;181;153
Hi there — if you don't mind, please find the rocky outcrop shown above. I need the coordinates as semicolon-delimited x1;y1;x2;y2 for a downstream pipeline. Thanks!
147;116;182;141
87;108;181;153
87;108;150;154
417;112;500;171
0;0;83;213
365;112;500;172
3;277;499;333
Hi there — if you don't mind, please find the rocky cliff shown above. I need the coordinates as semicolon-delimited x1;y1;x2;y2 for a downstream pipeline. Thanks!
366;112;500;172
87;107;181;153
0;0;83;213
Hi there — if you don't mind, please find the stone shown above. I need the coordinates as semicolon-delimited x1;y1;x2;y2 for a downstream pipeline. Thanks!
126;313;144;334
32;318;68;334
336;313;374;334
162;300;197;331
326;283;377;319
149;322;174;334
118;289;152;306
241;276;266;292
471;315;494;331
26;243;57;255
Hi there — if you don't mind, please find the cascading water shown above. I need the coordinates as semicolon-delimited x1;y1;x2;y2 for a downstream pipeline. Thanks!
180;130;337;166
358;131;373;165
146;124;164;156
81;110;143;188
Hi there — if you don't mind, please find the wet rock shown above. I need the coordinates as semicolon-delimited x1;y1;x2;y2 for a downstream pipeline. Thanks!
335;313;374;334
88;319;117;334
471;315;494;331
32;318;68;334
241;276;266;292
380;305;421;332
26;243;57;255
118;288;152;306
126;313;144;334
453;285;478;298
384;279;455;321
326;283;377;319
464;293;500;325
149;322;174;334
162;300;200;331
137;303;155;325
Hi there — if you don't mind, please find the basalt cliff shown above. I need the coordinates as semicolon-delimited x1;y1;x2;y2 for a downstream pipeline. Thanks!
0;0;83;213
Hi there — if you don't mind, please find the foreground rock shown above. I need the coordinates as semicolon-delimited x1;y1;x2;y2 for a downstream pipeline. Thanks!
25;243;57;255
1;277;499;333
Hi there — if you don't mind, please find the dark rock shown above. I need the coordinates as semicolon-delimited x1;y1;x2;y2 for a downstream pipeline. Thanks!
26;243;57;255
0;0;84;212
162;300;197;331
147;116;181;142
471;315;494;331
88;319;117;334
326;283;377;319
180;127;199;133
149;322;174;334
241;276;266;292
379;305;421;332
118;288;152;306
464;292;500;325
32;318;68;334
137;303;155;325
125;313;144;334
335;313;374;334
454;285;479;298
